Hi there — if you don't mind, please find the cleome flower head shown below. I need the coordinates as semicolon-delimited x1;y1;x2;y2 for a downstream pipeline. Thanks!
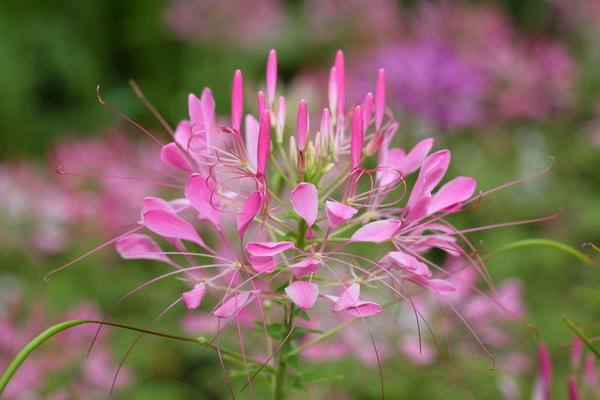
43;49;549;395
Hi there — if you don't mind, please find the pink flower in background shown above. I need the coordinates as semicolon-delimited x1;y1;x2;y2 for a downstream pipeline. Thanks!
349;1;576;130
164;0;285;49
0;282;131;399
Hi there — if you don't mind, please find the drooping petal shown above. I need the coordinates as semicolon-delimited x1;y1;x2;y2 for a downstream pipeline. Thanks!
245;241;295;256
257;110;271;176
185;174;221;229
182;283;206;311
142;209;205;247
350;105;364;170
231;69;243;132
249;255;275;274
287;258;321;278
428;176;476;214
142;197;176;214
379;251;430;277
350;219;400;243
345;300;382;317
296;99;309;151
375;68;386;131
333;284;361;312
237;191;262;237
116;234;169;263
291;182;318;226
425;279;456;295
245;114;259;170
266;49;277;105
160;142;193;172
325;201;358;227
285;281;319;310
213;291;256;318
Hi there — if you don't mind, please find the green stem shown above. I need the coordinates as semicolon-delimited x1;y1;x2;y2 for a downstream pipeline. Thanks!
564;318;600;360
485;239;594;265
0;319;271;395
273;306;295;400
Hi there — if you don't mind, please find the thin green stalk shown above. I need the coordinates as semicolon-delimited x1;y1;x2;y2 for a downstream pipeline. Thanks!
484;239;594;265
564;318;600;360
273;305;295;400
0;319;272;394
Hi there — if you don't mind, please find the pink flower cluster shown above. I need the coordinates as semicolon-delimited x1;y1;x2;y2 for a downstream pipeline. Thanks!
74;49;529;373
0;130;161;255
351;1;576;129
0;284;130;399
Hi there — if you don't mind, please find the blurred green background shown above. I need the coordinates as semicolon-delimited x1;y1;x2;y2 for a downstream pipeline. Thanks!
1;0;600;398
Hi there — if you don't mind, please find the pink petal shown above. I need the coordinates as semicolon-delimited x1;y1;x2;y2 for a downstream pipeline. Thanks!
375;68;386;131
160;142;193;172
425;279;456;295
185;174;221;229
182;283;206;311
567;377;580;400
285;281;319;310
350;105;363;169
276;96;286;137
245;114;259;170
249;255;275;274
116;234;169;263
257;110;271;176
325;201;358;227
231;69;243;132
266;49;277;105
379;251;430;277
188;93;203;129
428;177;476;214
142;197;175;214
174;120;192;150
407;149;450;208
291;182;318;226
245;241;294;256
345;301;382;317
288;258;321;278
320;108;331;139
237;191;262;237
142;209;205;247
350;219;400;243
400;138;434;176
406;195;431;223
333;284;360;312
378;148;405;187
296;99;309;150
213;291;256;318
200;88;216;135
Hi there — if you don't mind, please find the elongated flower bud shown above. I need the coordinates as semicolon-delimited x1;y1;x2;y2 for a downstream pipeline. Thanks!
334;50;345;118
328;67;338;117
351;105;364;170
266;49;277;106
375;68;386;131
231;69;243;132
363;92;373;134
296;99;309;151
257;110;271;176
257;90;267;116
276;96;286;143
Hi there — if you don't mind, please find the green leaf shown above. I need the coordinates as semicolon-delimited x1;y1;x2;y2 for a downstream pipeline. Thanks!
279;212;301;221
